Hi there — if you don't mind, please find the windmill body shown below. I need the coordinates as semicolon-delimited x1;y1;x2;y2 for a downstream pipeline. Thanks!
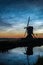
26;26;33;38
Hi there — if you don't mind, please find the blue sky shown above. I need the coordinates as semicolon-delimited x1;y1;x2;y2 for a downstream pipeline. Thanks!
0;0;43;37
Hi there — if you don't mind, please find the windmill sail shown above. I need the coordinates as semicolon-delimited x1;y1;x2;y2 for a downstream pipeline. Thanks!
27;16;30;27
24;16;30;36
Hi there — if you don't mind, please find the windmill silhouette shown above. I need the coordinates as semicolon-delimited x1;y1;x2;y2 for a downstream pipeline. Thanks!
24;16;33;39
24;17;34;55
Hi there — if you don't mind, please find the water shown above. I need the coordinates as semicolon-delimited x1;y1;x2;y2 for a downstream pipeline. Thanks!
0;47;43;65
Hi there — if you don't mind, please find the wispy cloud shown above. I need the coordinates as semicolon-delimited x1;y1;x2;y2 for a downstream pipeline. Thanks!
0;18;12;31
0;0;43;35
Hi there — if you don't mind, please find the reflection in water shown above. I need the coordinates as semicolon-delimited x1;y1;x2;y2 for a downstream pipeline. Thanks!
0;47;42;65
33;46;43;56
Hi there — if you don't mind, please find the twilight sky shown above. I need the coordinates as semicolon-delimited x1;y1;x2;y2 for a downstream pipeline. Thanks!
0;0;43;38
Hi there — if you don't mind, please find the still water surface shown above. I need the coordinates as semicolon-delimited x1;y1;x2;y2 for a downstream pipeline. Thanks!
0;47;43;65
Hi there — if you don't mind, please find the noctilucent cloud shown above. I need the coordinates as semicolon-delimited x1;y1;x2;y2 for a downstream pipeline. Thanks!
0;0;43;37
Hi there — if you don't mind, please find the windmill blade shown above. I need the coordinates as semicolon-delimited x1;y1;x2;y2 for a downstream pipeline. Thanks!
27;16;30;27
24;30;27;36
24;16;30;37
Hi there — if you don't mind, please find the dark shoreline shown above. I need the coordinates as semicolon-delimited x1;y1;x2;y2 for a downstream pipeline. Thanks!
0;38;43;53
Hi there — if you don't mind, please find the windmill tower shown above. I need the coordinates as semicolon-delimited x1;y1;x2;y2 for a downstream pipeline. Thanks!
24;17;33;38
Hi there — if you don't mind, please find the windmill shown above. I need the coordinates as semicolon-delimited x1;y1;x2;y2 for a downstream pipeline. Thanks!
24;16;33;38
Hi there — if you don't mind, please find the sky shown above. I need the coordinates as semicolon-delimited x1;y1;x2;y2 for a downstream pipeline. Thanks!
0;0;43;38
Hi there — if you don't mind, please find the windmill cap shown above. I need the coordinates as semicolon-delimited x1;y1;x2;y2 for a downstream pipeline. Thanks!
24;26;33;29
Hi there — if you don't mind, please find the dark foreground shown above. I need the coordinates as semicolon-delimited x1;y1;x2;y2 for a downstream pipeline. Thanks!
0;38;43;52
